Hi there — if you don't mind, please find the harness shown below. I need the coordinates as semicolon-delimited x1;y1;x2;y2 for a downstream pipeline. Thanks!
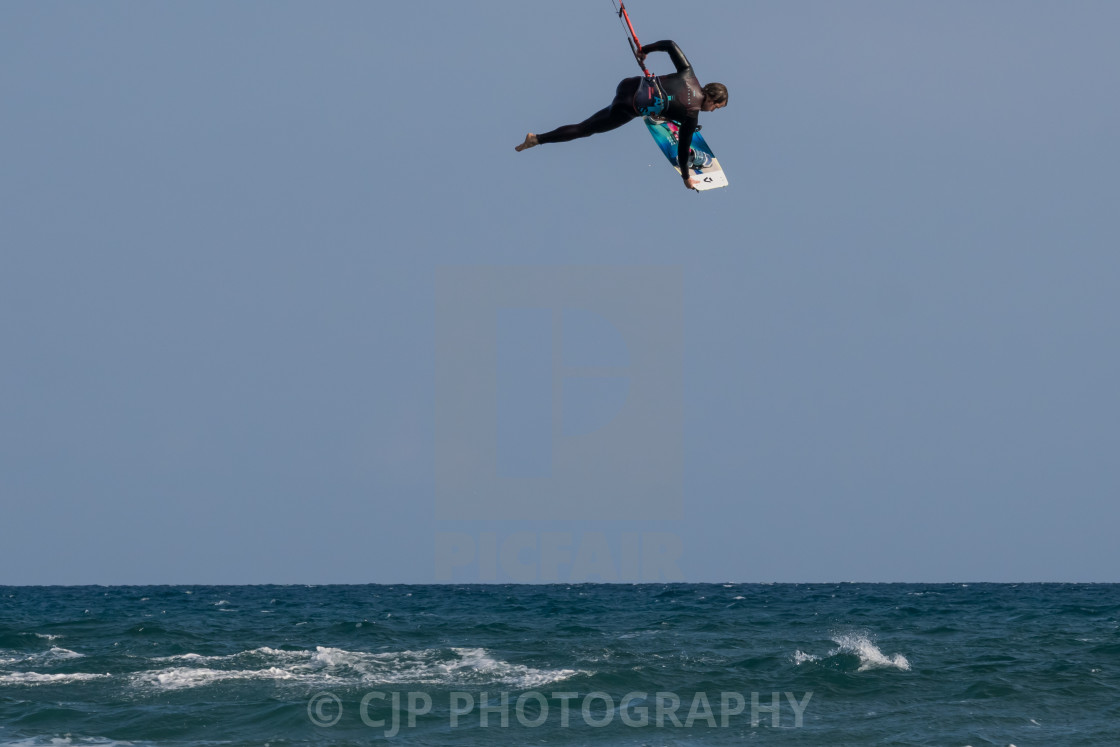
634;75;671;118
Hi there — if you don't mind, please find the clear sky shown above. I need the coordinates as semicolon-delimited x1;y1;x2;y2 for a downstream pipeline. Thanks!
2;1;1118;584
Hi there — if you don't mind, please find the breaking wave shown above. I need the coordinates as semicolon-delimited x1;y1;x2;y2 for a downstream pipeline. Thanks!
134;645;582;691
792;633;910;672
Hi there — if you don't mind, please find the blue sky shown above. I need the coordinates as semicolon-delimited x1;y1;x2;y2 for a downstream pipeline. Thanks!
2;1;1118;584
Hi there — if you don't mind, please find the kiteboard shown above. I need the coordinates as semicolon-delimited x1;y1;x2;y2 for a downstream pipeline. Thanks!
644;116;728;191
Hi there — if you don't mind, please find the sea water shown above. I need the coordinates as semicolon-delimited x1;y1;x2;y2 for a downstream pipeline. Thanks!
2;584;1118;745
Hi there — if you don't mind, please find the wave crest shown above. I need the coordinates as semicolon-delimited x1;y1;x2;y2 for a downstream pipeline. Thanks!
791;634;910;672
832;634;911;672
135;646;582;691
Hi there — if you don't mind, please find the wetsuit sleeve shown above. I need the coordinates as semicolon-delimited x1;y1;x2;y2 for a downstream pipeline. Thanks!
641;40;691;72
677;116;699;180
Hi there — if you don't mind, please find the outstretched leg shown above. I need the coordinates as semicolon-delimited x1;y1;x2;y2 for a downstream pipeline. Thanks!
517;78;640;149
534;104;634;144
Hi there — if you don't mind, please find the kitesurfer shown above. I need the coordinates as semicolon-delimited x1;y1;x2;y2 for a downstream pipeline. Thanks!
515;40;727;190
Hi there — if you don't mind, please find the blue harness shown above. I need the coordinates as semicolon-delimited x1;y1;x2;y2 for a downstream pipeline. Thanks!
634;76;671;117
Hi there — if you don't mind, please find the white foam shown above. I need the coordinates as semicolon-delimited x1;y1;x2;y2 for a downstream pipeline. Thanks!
0;647;84;666
133;666;297;690
832;634;911;672
134;645;582;691
309;646;358;669
309;645;495;685
792;650;820;665
1;736;143;746
151;647;308;666
0;672;111;686
149;652;206;664
45;647;84;661
442;647;581;688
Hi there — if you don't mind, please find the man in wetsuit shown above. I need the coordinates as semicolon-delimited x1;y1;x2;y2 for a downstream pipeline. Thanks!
515;40;727;191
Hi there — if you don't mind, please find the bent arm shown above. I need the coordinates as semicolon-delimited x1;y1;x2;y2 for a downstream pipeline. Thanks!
641;39;691;72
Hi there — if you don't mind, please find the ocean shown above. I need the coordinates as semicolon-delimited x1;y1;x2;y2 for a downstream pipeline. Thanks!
1;584;1118;745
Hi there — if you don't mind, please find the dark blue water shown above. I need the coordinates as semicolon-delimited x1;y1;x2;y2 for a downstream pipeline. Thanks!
2;584;1118;745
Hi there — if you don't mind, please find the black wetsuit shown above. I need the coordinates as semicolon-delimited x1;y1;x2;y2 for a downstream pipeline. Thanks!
536;40;704;181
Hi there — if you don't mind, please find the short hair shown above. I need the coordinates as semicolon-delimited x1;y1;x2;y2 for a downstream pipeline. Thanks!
702;82;728;106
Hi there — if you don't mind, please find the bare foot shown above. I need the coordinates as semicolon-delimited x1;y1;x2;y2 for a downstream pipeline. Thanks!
515;133;539;152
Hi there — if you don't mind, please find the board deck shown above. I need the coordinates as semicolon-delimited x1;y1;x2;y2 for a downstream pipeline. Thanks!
643;116;728;191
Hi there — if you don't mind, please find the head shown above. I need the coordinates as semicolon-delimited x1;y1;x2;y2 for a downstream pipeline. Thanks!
701;82;728;112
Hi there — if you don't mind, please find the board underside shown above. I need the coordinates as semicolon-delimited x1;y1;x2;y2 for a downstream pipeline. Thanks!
644;116;728;191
